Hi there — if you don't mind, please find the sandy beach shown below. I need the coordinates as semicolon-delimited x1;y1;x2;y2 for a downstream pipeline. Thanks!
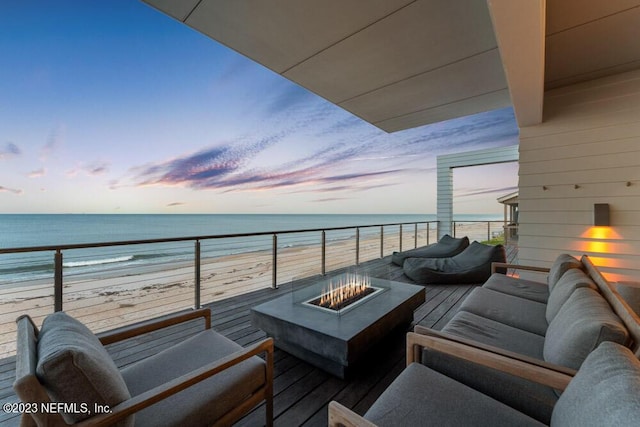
0;222;499;357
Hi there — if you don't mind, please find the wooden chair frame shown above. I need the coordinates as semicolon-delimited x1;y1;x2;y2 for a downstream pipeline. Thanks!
14;308;274;427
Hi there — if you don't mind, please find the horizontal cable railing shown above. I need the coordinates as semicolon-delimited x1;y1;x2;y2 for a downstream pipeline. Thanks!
0;221;442;357
0;220;505;357
451;220;507;244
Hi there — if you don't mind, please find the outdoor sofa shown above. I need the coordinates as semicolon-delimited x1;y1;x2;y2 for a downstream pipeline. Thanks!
391;234;469;266
420;254;640;423
329;254;640;426
402;241;507;284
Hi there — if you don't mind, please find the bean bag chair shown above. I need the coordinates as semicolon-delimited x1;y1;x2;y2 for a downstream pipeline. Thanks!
391;235;470;266
403;241;506;284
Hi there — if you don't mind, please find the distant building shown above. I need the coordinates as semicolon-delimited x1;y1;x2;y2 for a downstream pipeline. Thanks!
498;191;518;242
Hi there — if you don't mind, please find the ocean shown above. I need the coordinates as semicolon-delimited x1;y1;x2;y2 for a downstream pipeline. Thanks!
0;213;500;286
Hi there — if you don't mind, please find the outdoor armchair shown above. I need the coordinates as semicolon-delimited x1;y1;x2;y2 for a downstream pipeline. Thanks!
329;330;640;426
13;308;273;427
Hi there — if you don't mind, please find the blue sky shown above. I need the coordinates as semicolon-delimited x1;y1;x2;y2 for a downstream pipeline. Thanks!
0;1;519;214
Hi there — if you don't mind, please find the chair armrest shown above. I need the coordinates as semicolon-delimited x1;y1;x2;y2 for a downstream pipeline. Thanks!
77;337;274;427
98;308;211;345
491;262;550;274
409;327;573;391
328;401;377;427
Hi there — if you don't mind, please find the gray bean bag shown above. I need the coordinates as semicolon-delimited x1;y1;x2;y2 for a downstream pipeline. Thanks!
391;235;470;266
403;241;506;284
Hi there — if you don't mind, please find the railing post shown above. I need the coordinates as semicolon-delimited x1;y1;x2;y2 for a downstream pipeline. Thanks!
427;223;431;245
272;234;278;289
453;221;457;237
399;224;403;253
194;240;201;309
380;226;384;258
487;221;491;242
54;250;63;312
356;227;360;266
414;223;418;248
321;230;326;275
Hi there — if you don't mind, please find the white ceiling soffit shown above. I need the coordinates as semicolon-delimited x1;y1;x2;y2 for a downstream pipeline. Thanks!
142;0;511;133
544;0;640;90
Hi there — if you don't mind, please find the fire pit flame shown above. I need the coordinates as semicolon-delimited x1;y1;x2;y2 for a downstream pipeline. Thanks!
316;274;374;311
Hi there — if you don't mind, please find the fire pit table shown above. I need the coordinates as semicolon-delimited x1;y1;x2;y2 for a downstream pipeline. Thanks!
250;273;425;378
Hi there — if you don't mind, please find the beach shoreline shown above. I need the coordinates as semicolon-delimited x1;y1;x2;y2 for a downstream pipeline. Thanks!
0;222;499;357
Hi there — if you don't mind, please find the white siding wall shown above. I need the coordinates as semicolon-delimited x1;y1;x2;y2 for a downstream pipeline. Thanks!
518;69;640;281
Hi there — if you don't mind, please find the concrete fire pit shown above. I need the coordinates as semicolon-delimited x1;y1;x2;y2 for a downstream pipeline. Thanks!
251;274;425;378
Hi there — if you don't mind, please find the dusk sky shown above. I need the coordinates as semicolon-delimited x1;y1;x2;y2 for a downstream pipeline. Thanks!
1;1;519;215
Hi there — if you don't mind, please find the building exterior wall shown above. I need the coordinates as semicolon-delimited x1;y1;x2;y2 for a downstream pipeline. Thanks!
518;69;640;281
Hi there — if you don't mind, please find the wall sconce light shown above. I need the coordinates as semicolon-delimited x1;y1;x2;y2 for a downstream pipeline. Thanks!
594;203;610;226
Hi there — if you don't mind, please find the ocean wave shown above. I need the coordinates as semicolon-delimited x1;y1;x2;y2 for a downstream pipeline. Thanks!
63;255;135;268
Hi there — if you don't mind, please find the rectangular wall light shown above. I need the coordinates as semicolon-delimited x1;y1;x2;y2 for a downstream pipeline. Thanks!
594;203;610;226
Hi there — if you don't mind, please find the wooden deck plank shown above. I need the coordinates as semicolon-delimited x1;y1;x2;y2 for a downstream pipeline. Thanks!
0;247;519;426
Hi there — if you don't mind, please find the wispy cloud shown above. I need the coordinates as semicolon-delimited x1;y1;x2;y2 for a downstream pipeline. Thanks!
131;134;283;188
66;161;110;178
121;105;519;200
167;202;185;207
0;185;23;195
0;142;21;160
28;168;46;178
41;125;65;161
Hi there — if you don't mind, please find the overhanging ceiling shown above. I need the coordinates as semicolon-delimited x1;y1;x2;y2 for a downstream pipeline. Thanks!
142;0;511;133
142;0;640;131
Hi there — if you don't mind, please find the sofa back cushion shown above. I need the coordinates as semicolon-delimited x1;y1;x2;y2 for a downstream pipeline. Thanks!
551;342;640;427
547;254;583;291
36;312;132;425
545;268;597;323
544;287;629;370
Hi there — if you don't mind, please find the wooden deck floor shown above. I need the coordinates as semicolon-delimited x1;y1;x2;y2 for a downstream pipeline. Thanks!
0;246;517;426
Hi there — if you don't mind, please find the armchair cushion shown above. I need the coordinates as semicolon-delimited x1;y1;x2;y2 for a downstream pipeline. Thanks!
544;288;629;370
551;342;640;427
36;312;132;425
121;329;266;427
364;362;544;427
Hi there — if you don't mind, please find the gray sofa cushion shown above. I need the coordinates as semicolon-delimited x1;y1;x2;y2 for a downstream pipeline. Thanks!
121;329;265;427
551;342;640;427
482;273;550;303
36;312;132;425
547;254;582;291
403;242;506;284
460;287;548;336
545;268;597;323
422;348;559;424
442;311;545;359
391;234;469;266
364;363;545;427
544;287;629;370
